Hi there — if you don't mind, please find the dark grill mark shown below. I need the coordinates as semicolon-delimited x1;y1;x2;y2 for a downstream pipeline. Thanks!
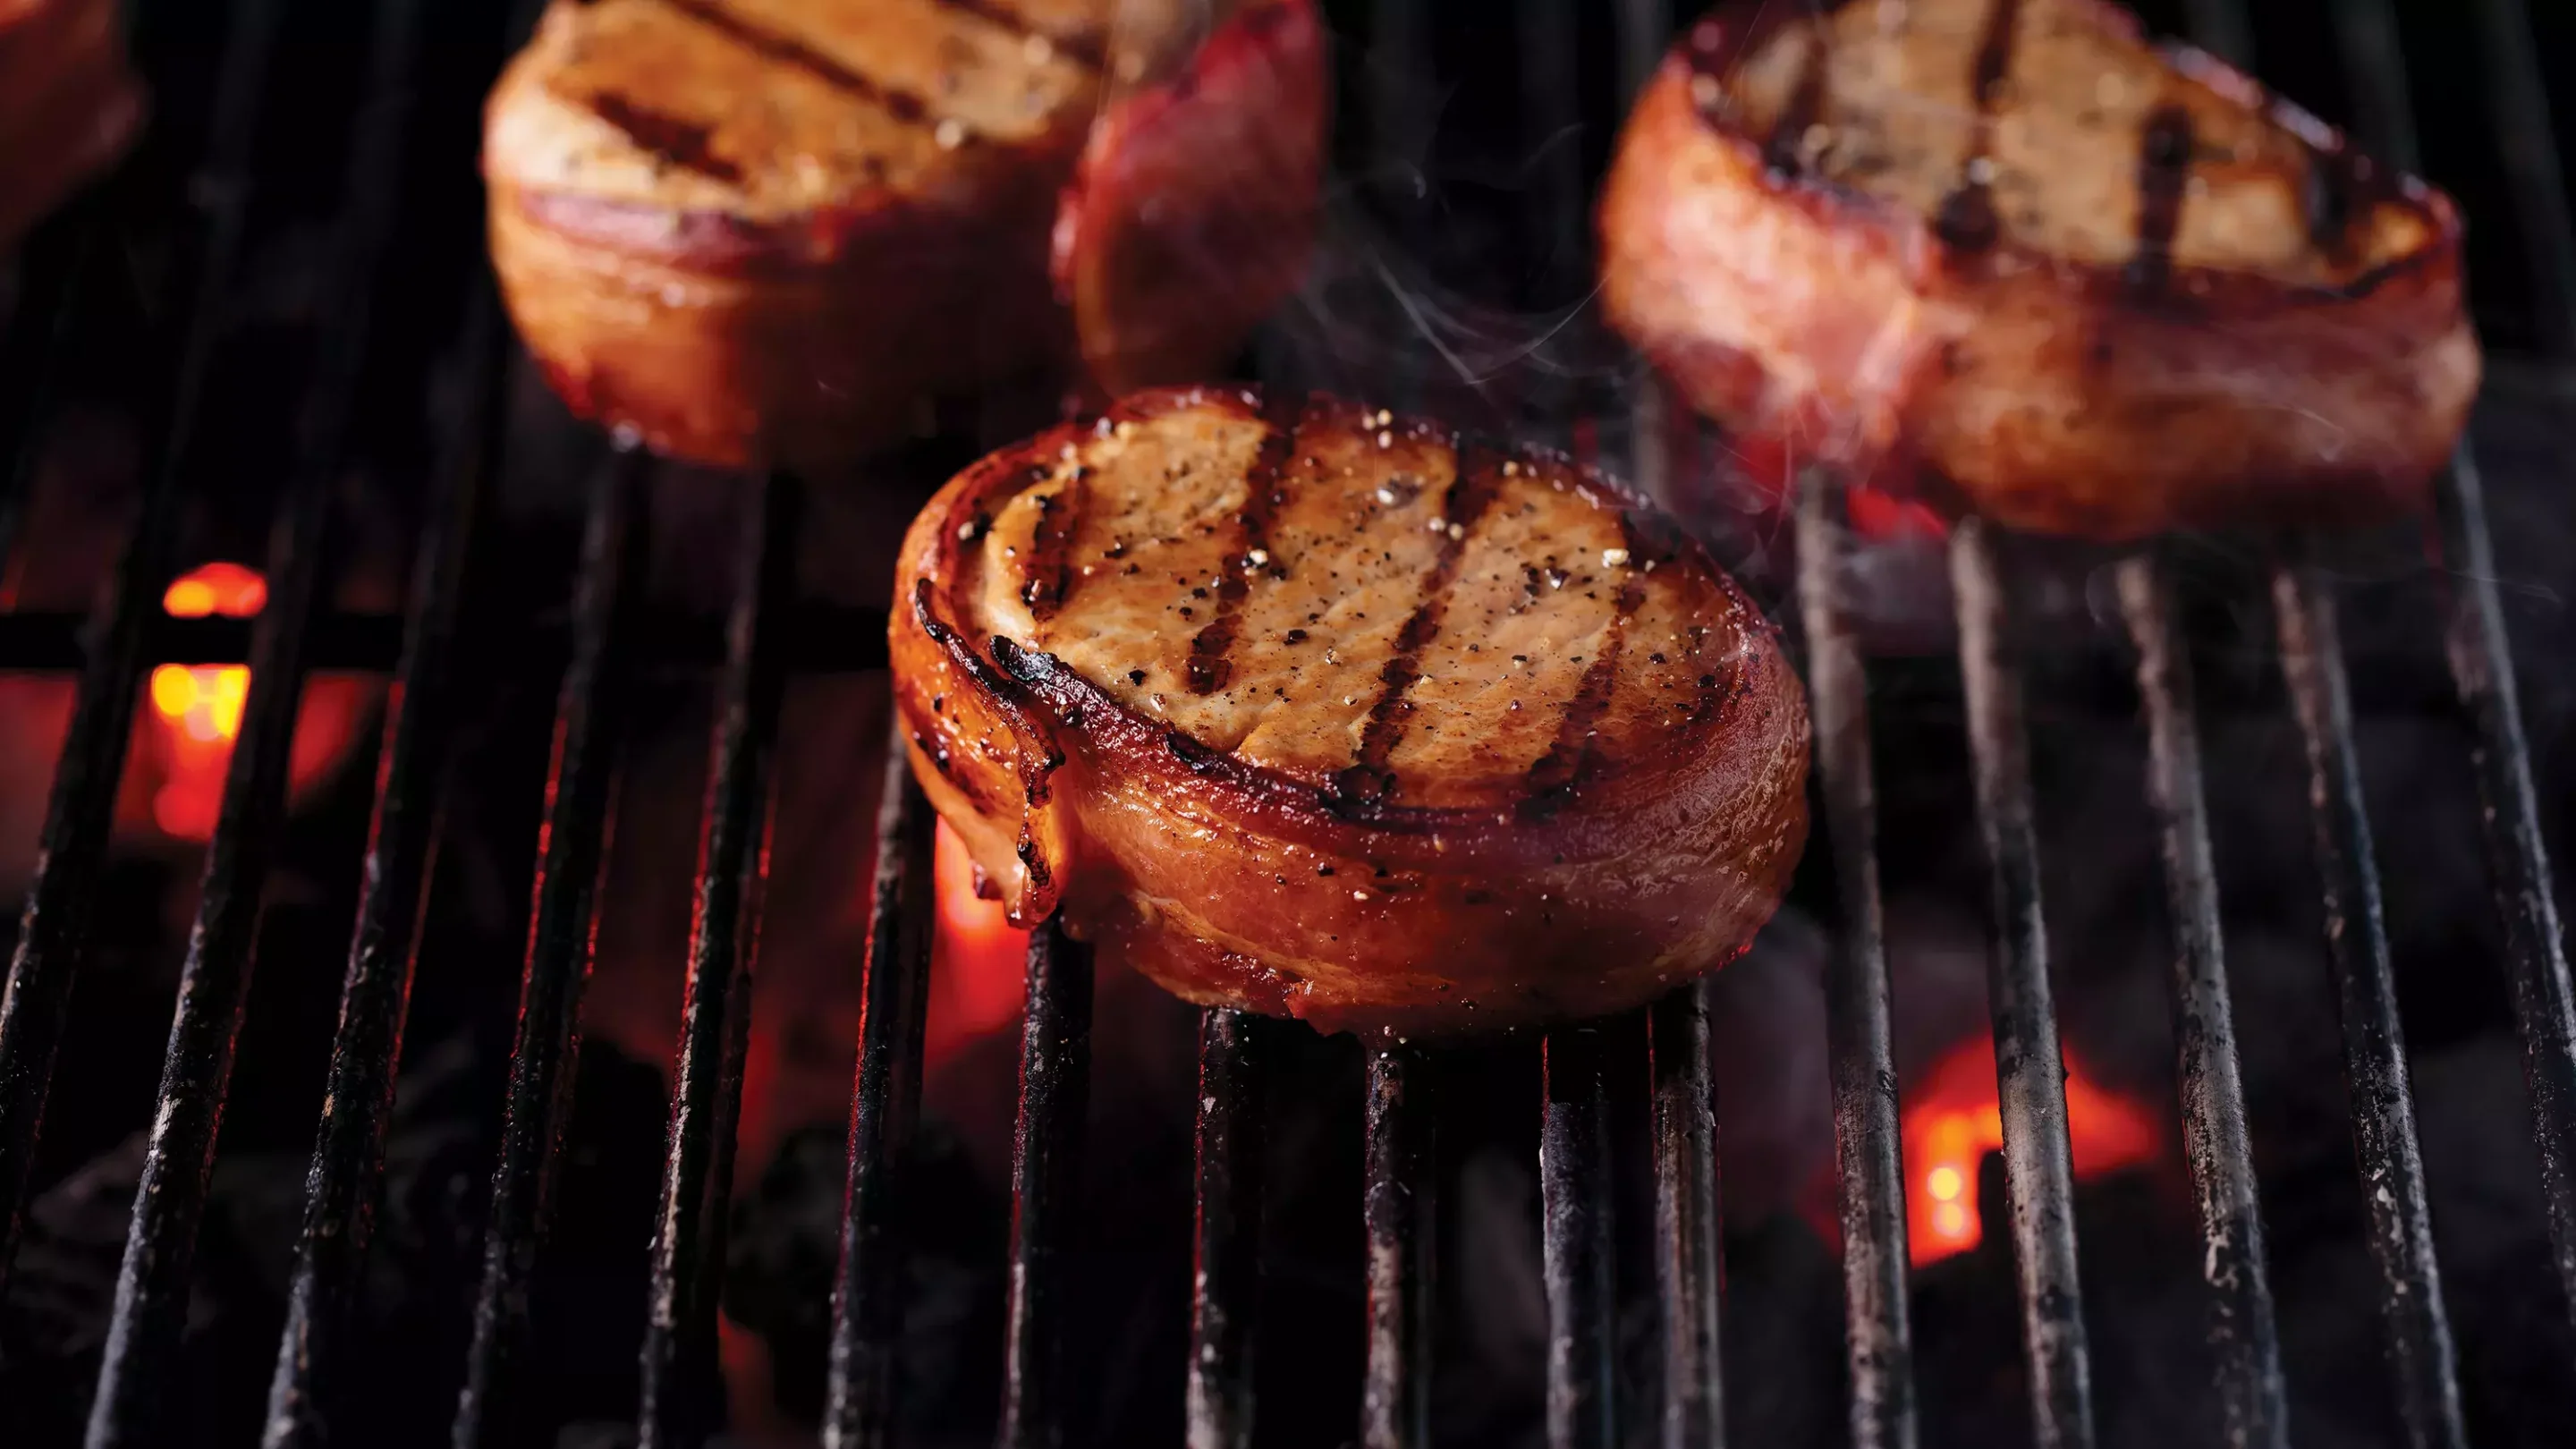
1932;0;2024;254
2129;105;2196;298
1328;441;1510;809
1018;466;1088;623
588;94;742;183
1185;395;1307;695
1762;25;1831;179
657;0;932;125
928;0;1107;69
1521;530;1651;821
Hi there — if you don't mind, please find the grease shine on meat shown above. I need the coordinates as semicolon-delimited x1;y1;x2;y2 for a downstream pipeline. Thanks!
483;0;1324;472
892;387;1811;1037
1598;0;2479;540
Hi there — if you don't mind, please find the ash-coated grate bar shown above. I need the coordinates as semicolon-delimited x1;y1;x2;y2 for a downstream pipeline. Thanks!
85;0;441;1437
1540;1020;1620;1449
450;445;646;1449
260;286;502;1449
1649;982;1728;1449
2318;0;2576;1341
1187;1007;1267;1449
0;0;292;1293
2271;564;2468;1449
820;736;938;1449
1792;470;1919;1449
637;474;798;1448
1947;520;2097;1449
2113;552;2289;1449
1362;1042;1436;1449
997;919;1096;1449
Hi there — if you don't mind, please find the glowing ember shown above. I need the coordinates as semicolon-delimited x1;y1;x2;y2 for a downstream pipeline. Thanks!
140;562;365;841
1902;1035;2159;1266
146;564;272;837
927;818;1030;1060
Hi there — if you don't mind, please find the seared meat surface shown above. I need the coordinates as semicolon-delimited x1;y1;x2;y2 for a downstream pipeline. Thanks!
892;387;1810;1036
0;0;143;245
1598;0;2479;539
484;0;1323;471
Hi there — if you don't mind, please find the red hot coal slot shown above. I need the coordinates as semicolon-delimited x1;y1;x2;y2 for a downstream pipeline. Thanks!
890;386;1811;1038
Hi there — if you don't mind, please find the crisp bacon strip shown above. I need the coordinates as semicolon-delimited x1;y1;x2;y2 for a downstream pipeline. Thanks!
1598;0;2479;540
891;386;1811;1037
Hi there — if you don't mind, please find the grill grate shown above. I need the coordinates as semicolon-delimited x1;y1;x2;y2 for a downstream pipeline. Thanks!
0;1;2568;1448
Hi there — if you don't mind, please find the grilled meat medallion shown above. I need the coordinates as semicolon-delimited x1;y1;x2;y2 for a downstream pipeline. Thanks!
892;387;1811;1036
1;0;144;245
1598;0;2479;540
484;0;1323;471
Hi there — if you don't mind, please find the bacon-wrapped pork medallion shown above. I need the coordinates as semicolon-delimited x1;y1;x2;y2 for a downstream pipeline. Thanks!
1598;0;2479;541
484;0;1325;472
892;387;1811;1037
0;0;144;245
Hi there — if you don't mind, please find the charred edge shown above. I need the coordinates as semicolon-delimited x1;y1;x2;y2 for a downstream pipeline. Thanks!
1329;440;1509;812
915;580;1023;703
1761;22;1830;180
986;635;1068;806
928;0;1107;70
587;93;744;183
2129;105;2195;299
661;0;935;125
1933;0;2025;253
1186;397;1307;695
1020;466;1089;623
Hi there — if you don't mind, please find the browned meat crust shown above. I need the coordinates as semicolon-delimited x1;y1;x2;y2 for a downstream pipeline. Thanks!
1597;0;2479;540
483;0;1324;472
889;386;1811;1037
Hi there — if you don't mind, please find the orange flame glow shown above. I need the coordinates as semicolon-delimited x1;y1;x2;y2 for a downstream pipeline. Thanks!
140;562;367;841
926;818;1031;1061
148;564;270;838
1903;1036;2160;1266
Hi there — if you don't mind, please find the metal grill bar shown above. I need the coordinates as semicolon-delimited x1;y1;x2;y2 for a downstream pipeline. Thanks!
261;292;499;1449
1949;520;2095;1449
2326;0;2576;1406
2114;554;2289;1449
1649;982;1724;1449
2323;0;2576;1337
998;919;1094;1449
451;447;644;1449
86;0;436;1433
0;0;290;1290
1361;1044;1434;1449
2436;453;2576;1325
820;736;936;1449
1541;1021;1617;1449
2125;11;2294;1444
1187;1008;1266;1449
1791;472;1917;1449
2271;565;2468;1449
638;475;795;1448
